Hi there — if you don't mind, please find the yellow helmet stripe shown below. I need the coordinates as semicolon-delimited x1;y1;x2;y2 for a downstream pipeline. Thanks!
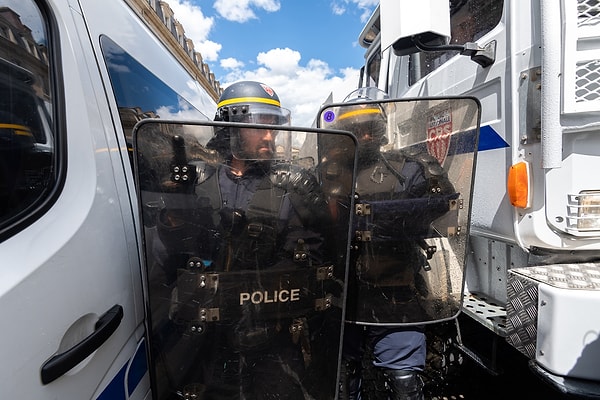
0;123;33;136
337;108;382;120
217;96;281;108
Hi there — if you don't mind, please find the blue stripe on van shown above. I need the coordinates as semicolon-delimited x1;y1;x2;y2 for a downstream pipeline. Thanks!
127;340;148;396
97;339;147;400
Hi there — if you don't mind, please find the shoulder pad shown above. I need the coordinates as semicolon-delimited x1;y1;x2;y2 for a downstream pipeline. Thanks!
395;149;455;195
412;153;445;177
395;149;444;177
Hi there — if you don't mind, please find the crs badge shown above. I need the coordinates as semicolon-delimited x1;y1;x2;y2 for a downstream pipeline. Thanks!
427;108;452;166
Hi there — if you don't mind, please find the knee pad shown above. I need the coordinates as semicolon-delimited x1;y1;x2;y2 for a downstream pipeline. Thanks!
382;369;424;400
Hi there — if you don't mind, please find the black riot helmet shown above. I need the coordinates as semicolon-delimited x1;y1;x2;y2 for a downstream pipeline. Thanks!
214;81;291;124
331;87;389;148
208;81;291;158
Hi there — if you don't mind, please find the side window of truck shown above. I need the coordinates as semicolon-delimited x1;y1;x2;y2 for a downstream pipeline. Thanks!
0;1;57;240
409;0;504;84
365;50;381;87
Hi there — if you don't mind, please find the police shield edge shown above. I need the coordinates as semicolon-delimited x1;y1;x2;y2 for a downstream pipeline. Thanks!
318;97;480;326
132;120;357;399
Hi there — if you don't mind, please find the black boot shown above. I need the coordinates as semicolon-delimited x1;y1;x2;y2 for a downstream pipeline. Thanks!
339;360;362;400
381;369;424;400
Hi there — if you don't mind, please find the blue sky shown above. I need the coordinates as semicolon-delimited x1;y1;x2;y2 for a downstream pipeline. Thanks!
167;0;379;126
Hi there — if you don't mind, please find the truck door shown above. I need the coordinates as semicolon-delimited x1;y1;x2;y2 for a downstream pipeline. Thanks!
133;120;357;399
0;1;146;398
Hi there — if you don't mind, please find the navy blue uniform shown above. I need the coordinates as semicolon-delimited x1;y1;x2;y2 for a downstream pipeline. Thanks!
340;151;429;400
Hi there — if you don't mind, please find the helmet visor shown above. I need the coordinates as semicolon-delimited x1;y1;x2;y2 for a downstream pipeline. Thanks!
225;103;291;126
329;105;388;145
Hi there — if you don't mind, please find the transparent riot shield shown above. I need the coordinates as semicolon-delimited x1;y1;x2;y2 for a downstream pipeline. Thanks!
318;97;480;325
132;120;357;399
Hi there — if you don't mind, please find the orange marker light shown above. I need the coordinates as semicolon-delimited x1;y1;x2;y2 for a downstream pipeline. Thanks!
508;161;530;208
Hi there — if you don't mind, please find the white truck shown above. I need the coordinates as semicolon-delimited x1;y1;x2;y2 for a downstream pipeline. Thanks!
356;0;600;397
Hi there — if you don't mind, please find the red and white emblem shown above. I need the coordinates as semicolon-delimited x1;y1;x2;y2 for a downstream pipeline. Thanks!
427;108;452;166
260;83;275;97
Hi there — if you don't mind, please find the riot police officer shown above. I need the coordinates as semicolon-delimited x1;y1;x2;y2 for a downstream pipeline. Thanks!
322;88;456;400
151;81;342;399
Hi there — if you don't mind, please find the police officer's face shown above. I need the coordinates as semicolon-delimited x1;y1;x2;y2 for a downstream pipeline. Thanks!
237;126;276;160
355;127;376;145
353;122;383;162
353;120;385;145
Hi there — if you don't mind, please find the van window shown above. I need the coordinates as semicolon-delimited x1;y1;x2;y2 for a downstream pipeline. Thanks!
0;1;56;239
409;0;504;84
100;35;207;166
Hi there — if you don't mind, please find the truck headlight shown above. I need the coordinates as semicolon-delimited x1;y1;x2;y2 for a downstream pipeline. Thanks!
567;191;600;232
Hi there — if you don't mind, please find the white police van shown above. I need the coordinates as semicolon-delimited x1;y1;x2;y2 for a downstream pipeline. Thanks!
0;0;215;398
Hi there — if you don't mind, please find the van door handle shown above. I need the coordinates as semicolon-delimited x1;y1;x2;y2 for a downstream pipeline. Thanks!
40;304;123;384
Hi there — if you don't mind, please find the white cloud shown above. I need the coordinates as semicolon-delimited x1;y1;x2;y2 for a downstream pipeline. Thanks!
213;0;281;23
220;57;245;69
348;0;379;9
331;0;378;23
195;40;222;62
167;0;222;61
331;4;346;16
167;0;213;41
256;48;301;75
